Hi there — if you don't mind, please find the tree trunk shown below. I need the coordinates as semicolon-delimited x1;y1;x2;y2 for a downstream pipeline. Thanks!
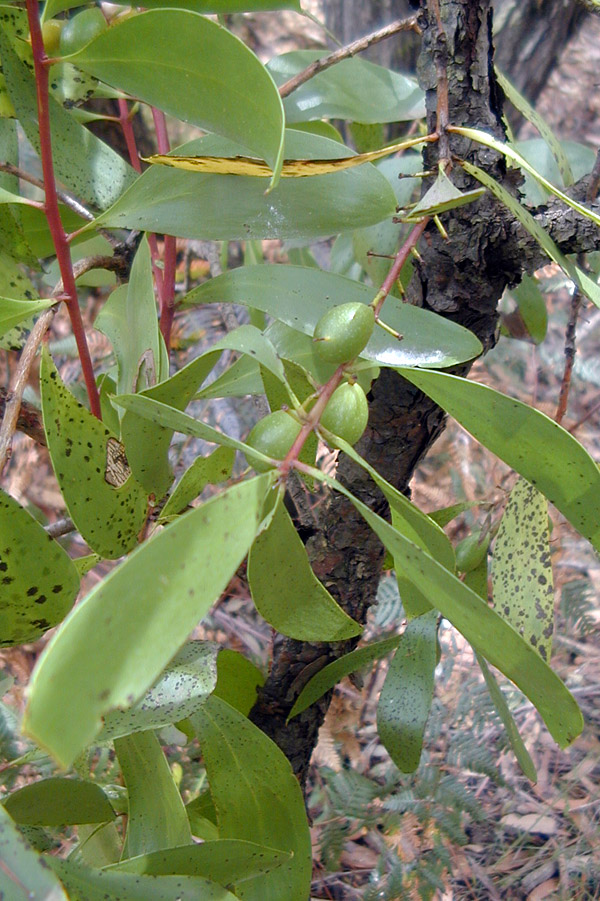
249;0;600;788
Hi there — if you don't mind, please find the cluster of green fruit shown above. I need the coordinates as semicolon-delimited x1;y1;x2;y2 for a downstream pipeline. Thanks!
41;8;109;56
246;303;375;471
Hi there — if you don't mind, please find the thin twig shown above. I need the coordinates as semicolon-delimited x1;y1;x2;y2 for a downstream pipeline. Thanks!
429;0;450;164
0;389;46;446
372;217;430;317
45;516;75;539
278;15;420;99
0;160;95;222
0;305;56;471
555;286;584;425
152;106;177;350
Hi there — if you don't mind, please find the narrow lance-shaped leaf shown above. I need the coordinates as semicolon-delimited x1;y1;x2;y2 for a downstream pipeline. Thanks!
289;634;404;719
0;297;54;337
23;474;274;768
460;158;600;309
92;132;399;242
40;350;148;559
108;839;290;884
160;447;235;520
69;9;285;186
399;367;600;553
116;730;192;858
306;465;583;748
0;488;80;647
191;696;312;901
377;610;439;773
49;858;238;901
248;496;362;641
492;478;554;661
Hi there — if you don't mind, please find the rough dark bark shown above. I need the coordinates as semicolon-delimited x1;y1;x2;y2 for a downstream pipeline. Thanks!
249;0;600;788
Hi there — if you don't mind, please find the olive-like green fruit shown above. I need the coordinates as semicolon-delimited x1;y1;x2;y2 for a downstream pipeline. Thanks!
59;8;107;56
455;531;490;573
41;19;64;55
245;410;301;472
320;382;369;445
313;302;375;364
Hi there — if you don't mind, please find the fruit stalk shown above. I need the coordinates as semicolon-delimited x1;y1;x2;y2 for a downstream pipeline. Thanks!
26;0;101;418
280;366;345;476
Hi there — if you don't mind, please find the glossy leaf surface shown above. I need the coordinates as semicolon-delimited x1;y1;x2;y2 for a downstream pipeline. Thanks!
160;447;235;520
0;488;79;647
268;51;424;123
185;264;482;368
92;132;397;241
23;475;273;767
70;10;285;183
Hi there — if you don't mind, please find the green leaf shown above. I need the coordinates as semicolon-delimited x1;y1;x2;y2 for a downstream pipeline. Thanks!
40;350;148;559
194;355;264;401
476;652;537;782
70;9;285;185
324;473;583;748
191;696;312;901
492;478;554;661
398;368;600;553
268;51;424;124
0;488;79;647
508;273;547;344
160;447;235;520
116;730;192;857
3;778;115;826
98;641;219;742
404;169;485;221
23;474;273;768
248;497;362;640
133;0;300;9
0;296;51;337
110;839;290;883
95;239;163;395
49;858;238;901
429;500;482;528
495;70;574;188
212;649;265;718
92;131;398;241
289;634;404;719
0;29;136;210
453;126;600;228
513;138;596;205
460;158;600;309
184;264;483;368
119;350;222;497
0;805;68;901
377;610;438;772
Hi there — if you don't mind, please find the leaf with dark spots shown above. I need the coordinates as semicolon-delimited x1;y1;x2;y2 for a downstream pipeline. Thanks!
0;488;79;647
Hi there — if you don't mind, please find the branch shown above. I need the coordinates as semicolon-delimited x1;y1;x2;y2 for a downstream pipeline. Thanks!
0;160;95;222
278;15;420;98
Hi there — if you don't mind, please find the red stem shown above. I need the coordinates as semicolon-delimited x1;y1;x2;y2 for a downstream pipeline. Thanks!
151;107;177;349
26;0;101;418
280;367;345;477
372;217;429;318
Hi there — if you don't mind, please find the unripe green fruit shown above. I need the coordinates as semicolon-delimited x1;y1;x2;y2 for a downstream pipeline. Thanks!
41;19;64;55
320;382;369;445
455;531;490;573
313;302;375;364
59;8;107;56
245;410;301;472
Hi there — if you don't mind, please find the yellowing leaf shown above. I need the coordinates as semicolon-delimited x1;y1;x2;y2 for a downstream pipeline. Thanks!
144;134;431;178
